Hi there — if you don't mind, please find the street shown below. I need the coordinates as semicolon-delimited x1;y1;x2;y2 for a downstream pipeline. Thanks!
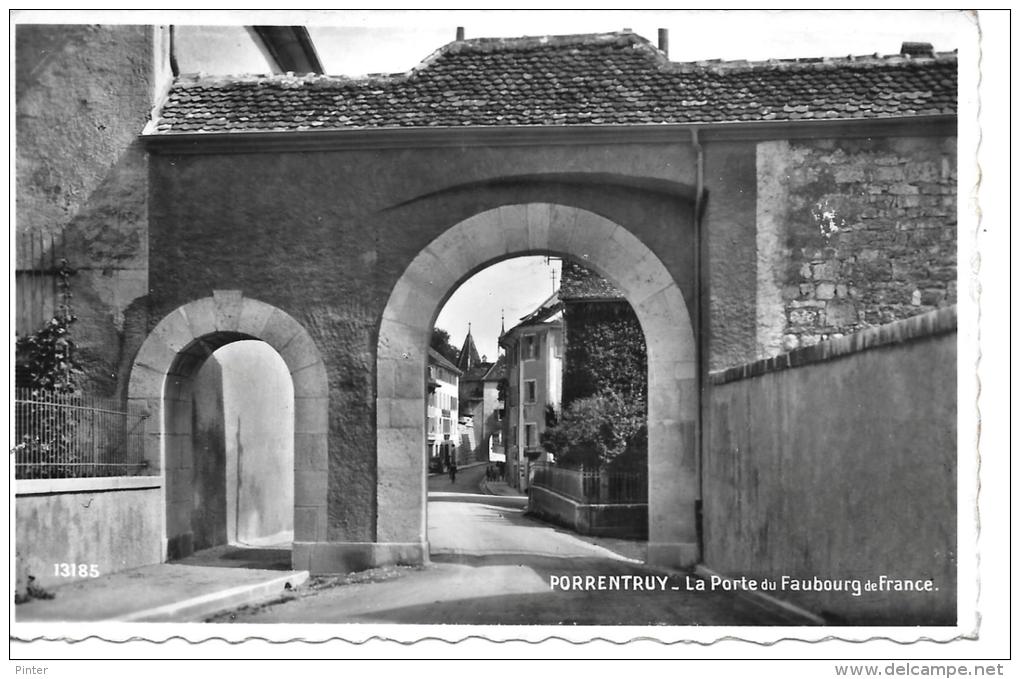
212;463;789;625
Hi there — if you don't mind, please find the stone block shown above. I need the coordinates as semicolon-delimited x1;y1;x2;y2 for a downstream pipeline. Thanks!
236;298;276;338
376;479;426;544
294;432;328;472
149;308;195;354
377;426;426;472
824;301;859;328
294;507;320;542
545;203;581;253
260;307;302;351
393;358;426;398
637;285;696;364
388;397;426;429
377;318;428;362
499;204;531;255
816;282;836;300
212;290;243;332
920;288;947;306
407;245;461;296
182;298;217;339
293;396;328;435
566;209;619;259
133;335;177;376
811;261;837;281
522;203;550;252
279;330;323;373
381;274;440;329
295;470;328;507
290;360;329;398
128;364;166;401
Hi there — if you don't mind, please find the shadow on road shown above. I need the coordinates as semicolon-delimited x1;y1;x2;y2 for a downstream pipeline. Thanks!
428;492;527;509
173;545;293;571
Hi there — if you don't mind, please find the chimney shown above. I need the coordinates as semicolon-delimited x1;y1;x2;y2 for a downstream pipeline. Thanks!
658;28;669;56
456;26;465;41
900;41;934;58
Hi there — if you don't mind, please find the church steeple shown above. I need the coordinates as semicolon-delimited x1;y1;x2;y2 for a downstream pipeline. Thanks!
457;323;481;372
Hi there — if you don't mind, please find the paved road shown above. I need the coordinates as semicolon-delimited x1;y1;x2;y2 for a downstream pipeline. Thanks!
216;462;790;625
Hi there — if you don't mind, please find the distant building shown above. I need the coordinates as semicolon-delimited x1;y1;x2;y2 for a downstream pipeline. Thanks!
427;348;461;472
456;326;506;464
499;292;563;491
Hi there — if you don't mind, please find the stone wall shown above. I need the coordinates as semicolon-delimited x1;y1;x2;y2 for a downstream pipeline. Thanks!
16;479;163;589
703;308;957;624
148;143;698;541
756;137;957;357
15;24;172;396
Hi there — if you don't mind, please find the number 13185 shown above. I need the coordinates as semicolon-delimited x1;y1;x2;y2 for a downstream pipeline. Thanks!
54;563;100;578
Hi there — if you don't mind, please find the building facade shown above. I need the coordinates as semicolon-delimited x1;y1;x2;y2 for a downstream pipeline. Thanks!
499;294;564;490
427;348;461;473
456;326;506;465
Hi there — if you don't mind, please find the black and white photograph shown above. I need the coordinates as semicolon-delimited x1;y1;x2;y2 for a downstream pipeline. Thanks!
8;7;1009;672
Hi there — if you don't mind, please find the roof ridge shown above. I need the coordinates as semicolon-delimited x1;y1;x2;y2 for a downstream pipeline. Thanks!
151;30;958;135
669;50;958;74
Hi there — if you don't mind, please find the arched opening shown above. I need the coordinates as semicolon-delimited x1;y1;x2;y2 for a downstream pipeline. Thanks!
129;293;328;570
425;254;651;562
160;336;295;561
377;203;698;569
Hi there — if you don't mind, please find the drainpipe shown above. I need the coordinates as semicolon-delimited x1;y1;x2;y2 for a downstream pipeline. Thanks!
690;126;706;558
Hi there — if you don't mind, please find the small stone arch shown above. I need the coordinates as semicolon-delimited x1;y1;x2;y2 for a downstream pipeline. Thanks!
377;203;698;568
128;291;328;564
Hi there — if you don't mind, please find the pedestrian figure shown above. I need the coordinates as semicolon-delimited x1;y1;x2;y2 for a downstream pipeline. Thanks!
449;461;457;484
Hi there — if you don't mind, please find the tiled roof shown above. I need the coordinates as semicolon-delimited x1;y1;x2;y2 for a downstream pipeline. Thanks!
428;347;461;375
150;31;957;134
456;329;482;372
559;260;625;301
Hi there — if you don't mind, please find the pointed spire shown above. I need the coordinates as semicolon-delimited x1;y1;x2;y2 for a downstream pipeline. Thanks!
457;323;481;372
500;309;505;336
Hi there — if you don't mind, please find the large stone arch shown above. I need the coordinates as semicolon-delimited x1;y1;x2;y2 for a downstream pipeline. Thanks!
377;203;698;568
128;291;328;566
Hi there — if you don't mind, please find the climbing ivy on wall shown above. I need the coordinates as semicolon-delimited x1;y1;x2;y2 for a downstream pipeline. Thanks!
561;301;647;406
16;260;82;393
543;299;649;471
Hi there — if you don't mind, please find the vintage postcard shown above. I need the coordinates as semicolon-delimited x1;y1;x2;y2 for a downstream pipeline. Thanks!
8;8;1009;670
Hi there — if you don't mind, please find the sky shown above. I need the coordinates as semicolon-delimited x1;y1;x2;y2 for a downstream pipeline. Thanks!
436;257;562;361
78;9;975;78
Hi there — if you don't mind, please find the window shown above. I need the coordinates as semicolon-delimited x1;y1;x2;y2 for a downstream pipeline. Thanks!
524;334;538;360
524;380;537;404
525;423;537;448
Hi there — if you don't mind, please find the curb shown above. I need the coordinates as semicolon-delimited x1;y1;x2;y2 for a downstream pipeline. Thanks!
118;570;310;622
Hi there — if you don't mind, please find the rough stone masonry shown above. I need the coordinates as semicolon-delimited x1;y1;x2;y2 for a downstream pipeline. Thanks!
756;136;957;357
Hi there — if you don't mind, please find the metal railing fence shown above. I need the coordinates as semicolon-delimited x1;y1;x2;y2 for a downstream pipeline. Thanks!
530;461;648;504
13;389;148;479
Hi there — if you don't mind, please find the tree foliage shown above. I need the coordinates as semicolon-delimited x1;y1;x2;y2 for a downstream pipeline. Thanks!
430;326;460;364
541;390;646;471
